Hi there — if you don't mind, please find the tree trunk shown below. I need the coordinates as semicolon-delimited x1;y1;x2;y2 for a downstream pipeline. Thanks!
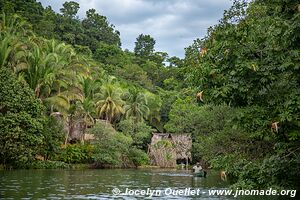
65;115;73;146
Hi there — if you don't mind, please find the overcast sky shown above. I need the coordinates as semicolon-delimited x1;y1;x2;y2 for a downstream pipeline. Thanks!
37;0;232;58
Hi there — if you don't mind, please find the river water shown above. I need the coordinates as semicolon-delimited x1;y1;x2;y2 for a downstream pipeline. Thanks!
0;169;285;199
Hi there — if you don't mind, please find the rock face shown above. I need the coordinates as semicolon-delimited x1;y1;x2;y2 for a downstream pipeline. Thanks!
148;133;192;168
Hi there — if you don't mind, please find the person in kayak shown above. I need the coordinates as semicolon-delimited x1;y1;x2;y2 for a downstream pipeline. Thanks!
193;162;207;178
193;162;202;173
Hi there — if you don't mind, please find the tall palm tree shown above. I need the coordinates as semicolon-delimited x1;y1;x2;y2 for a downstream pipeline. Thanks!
123;87;150;123
76;97;95;143
45;91;81;146
75;75;102;142
96;84;124;123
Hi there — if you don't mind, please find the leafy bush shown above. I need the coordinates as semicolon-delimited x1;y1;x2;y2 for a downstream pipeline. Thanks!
257;154;300;189
0;68;45;168
40;116;64;160
128;148;150;166
166;100;240;161
58;144;94;164
27;160;70;169
118;118;153;150
90;122;149;168
92;130;133;167
165;98;236;136
223;153;300;190
89;123;132;167
89;120;117;136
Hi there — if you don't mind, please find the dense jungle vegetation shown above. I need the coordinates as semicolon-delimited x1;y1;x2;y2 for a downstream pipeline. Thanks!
0;0;299;190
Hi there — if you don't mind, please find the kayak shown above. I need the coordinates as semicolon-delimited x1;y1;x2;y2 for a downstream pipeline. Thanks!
193;170;207;177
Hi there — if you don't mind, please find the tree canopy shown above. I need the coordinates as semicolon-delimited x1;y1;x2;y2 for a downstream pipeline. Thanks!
0;0;299;190
134;34;156;59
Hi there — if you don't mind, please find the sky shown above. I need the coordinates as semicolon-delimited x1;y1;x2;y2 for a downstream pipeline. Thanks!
37;0;232;58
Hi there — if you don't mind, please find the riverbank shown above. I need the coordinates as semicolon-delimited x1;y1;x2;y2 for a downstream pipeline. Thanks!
0;161;169;170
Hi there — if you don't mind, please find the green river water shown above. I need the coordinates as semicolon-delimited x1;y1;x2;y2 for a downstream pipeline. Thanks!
0;169;290;199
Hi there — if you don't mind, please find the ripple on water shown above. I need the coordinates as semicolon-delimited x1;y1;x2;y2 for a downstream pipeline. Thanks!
0;169;235;200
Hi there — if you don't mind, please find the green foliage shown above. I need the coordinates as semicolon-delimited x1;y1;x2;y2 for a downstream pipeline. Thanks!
89;122;150;168
82;8;121;50
185;0;300;125
165;98;235;135
123;87;150;123
158;89;185;125
116;64;154;90
0;1;175;170
0;0;44;28
40;116;64;160
60;1;80;19
257;154;300;188
89;120;117;136
58;144;94;164
93;43;125;66
145;93;163;131
210;152;300;190
183;0;300;189
96;84;124;122
27;160;70;169
235;106;273;140
91;123;132;167
164;98;200;134
154;140;173;149
165;100;250;162
0;0;121;51
163;77;180;91
134;34;155;59
0;67;45;167
128;148;150;167
74;45;92;57
118;118;153;150
140;60;165;87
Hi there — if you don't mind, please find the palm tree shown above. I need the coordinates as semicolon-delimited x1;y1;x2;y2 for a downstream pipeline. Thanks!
21;43;59;98
45;93;70;115
77;75;101;99
43;39;90;95
0;31;26;71
123;87;150;123
17;37;89;99
0;13;32;36
96;84;124;123
0;14;31;70
76;97;95;143
146;93;163;131
75;75;101;142
45;91;80;146
0;34;13;68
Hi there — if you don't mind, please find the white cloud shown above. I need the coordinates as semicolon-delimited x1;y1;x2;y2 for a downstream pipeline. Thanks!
38;0;232;57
